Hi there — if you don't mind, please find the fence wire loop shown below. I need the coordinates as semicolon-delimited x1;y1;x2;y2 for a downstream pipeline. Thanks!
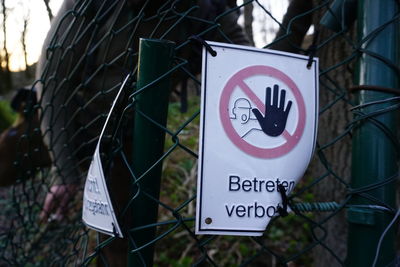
349;85;400;96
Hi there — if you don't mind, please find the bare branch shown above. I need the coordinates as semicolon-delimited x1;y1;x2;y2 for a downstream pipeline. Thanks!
21;9;31;77
43;0;53;21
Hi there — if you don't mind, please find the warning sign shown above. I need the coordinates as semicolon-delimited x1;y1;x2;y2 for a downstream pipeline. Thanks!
82;75;129;238
82;144;122;237
220;65;306;158
196;42;318;236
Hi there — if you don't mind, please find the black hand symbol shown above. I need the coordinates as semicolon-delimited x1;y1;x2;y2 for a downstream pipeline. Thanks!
252;84;292;137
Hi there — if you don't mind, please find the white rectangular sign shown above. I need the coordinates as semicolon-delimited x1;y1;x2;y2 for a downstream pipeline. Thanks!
196;42;318;236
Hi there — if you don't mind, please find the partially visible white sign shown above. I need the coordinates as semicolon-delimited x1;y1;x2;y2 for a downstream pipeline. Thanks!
82;144;122;237
82;75;130;238
196;41;319;236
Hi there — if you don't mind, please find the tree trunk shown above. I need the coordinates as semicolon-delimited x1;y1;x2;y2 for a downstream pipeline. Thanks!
1;0;12;93
308;4;356;266
1;0;9;73
271;0;355;265
243;2;254;46
21;13;31;78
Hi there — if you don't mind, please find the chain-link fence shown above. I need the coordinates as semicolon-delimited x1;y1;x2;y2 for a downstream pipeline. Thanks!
0;0;399;266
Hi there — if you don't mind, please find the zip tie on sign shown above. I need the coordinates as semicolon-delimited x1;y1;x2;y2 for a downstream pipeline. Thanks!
189;35;217;57
112;222;120;238
277;184;289;217
306;30;319;69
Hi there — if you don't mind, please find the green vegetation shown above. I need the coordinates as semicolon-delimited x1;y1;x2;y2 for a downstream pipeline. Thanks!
155;97;316;266
0;100;16;132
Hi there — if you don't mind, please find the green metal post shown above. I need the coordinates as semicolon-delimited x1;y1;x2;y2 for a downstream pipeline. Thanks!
347;0;399;266
129;38;175;266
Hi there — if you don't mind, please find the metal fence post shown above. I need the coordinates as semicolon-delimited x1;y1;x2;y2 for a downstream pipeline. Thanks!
129;38;175;266
347;0;399;266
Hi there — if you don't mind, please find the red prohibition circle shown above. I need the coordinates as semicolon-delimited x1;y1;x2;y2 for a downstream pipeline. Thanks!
219;65;306;158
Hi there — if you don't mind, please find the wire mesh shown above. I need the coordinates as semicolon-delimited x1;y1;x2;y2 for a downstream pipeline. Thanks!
0;0;399;266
